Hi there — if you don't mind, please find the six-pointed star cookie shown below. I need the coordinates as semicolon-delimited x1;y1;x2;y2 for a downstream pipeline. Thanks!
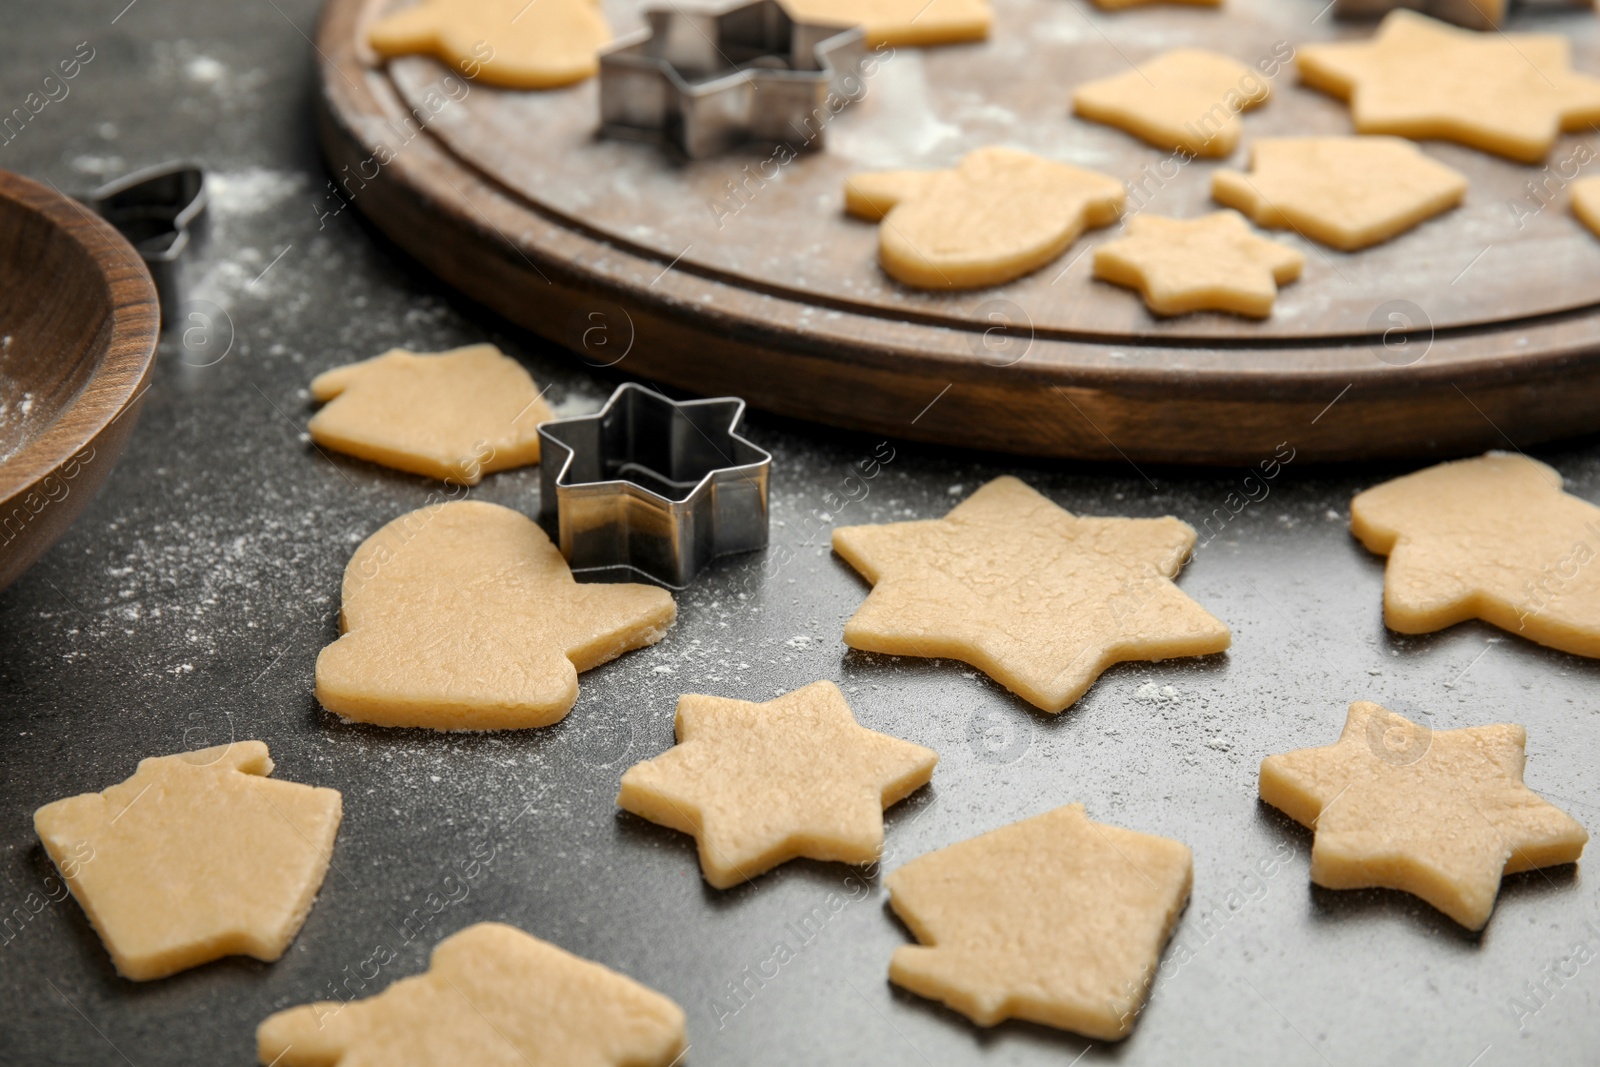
1260;702;1587;930
1093;211;1303;318
779;0;990;47
34;741;341;981
316;501;675;729
368;0;611;89
257;922;687;1067
1296;10;1600;163
832;476;1229;713
1073;49;1270;158
309;344;554;484
617;680;936;888
844;146;1125;289
1212;136;1468;251
1573;176;1600;239
887;803;1192;1039
1350;451;1600;656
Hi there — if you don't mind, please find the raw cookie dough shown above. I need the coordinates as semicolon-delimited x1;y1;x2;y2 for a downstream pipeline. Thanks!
832;476;1229;713
257;922;687;1067
1091;0;1219;8
844;147;1125;289
1350;451;1600;656
316;501;675;730
1094;211;1302;318
780;0;991;47
1260;701;1587;930
1573;176;1600;238
887;803;1192;1039
33;741;341;981
617;680;937;888
1212;136;1467;251
1072;49;1270;158
367;0;611;89
309;344;554;485
1296;10;1600;164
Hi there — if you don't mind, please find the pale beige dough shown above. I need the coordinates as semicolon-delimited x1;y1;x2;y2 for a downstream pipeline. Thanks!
1090;0;1219;8
368;0;611;89
33;741;341;981
887;803;1192;1039
832;476;1229;713
616;680;936;888
308;344;553;485
844;147;1124;289
1296;10;1600;164
1351;451;1600;656
1212;136;1467;251
1260;701;1587;930
257;922;687;1067
779;0;990;47
1093;211;1302;318
316;501;675;730
1072;49;1269;158
1573;176;1600;238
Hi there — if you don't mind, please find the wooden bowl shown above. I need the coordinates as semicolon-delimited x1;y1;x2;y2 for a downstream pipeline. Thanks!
0;169;159;594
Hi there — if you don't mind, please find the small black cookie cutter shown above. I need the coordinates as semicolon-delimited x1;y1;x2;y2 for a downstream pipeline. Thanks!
86;161;207;329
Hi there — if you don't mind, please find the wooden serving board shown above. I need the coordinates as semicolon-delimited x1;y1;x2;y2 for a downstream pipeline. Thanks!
316;0;1600;463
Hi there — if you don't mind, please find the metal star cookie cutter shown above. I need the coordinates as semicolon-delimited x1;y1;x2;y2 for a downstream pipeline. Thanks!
538;383;771;588
85;161;207;328
1333;0;1585;30
598;0;867;159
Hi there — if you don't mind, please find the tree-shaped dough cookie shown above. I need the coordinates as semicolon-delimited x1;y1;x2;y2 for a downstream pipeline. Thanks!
257;923;687;1067
316;501;675;729
368;0;611;89
1260;702;1587;929
844;147;1124;289
832;476;1229;713
618;680;936;887
887;804;1192;1039
1093;212;1303;317
309;344;554;484
1073;49;1270;158
779;0;990;47
33;741;341;981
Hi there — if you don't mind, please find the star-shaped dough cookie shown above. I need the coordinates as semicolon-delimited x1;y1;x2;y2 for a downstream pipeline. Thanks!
779;0;990;47
309;344;553;485
368;0;611;89
844;147;1125;289
1350;451;1600;656
1072;49;1270;158
1296;10;1600;164
887;803;1192;1039
616;680;936;888
1260;701;1587;930
316;501;675;730
832;477;1229;713
1093;211;1302;318
1573;176;1600;239
1212;136;1467;251
257;922;687;1067
34;741;341;981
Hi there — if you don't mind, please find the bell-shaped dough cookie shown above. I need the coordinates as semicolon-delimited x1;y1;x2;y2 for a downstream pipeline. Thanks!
33;741;341;981
308;344;553;485
779;0;990;47
316;501;675;730
1093;211;1303;318
368;0;612;89
843;147;1125;289
257;922;687;1067
1073;49;1271;158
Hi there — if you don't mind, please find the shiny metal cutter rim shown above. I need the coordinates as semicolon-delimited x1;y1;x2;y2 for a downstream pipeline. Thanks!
537;383;771;588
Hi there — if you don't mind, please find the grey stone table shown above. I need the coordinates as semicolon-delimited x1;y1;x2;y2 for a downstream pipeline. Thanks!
2;2;1598;1065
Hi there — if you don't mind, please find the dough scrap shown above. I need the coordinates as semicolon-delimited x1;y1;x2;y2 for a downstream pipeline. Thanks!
1212;136;1467;251
309;344;553;485
832;476;1229;713
257;922;687;1067
368;0;611;89
1093;211;1302;318
316;501;675;730
617;680;937;888
779;0;991;47
1072;49;1270;158
33;741;341;981
1260;701;1587;930
844;147;1125;289
1573;176;1600;238
1350;451;1600;656
1296;10;1600;164
887;803;1192;1039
